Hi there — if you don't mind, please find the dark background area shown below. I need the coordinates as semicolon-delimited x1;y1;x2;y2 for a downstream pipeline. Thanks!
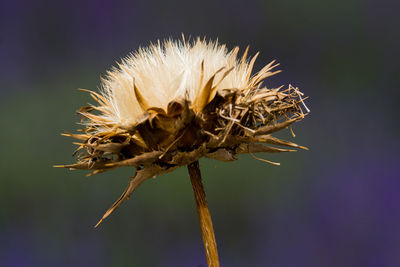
1;0;399;266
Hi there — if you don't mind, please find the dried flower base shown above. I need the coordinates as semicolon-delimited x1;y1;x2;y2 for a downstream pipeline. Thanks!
56;38;309;227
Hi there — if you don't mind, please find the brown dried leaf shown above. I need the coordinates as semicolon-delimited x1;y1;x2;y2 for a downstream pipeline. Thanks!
245;52;259;82
84;142;126;153
193;68;225;113
104;151;163;167
206;149;237;162
134;82;150;111
61;133;90;141
254;135;309;150
167;145;207;165
95;165;177;227
208;67;234;103
236;143;296;154
253;117;300;136
54;160;110;170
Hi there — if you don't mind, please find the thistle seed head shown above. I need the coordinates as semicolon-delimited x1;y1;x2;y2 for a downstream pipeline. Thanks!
57;37;309;225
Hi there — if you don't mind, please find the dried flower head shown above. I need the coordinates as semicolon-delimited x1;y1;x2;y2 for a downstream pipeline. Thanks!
57;37;309;226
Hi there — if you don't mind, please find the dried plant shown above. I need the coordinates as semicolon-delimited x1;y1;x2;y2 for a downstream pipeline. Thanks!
56;37;309;266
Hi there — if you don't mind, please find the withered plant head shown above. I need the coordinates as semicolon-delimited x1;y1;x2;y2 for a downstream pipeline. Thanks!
56;37;309;226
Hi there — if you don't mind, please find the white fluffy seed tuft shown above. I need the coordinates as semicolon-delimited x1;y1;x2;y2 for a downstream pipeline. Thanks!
94;38;261;129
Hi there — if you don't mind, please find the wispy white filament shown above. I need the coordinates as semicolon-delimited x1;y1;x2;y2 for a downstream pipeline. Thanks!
95;38;258;129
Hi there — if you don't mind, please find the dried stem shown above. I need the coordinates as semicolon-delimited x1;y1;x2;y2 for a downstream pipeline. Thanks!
188;161;220;267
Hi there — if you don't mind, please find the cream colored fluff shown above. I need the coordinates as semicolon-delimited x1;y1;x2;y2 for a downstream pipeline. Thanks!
95;38;260;129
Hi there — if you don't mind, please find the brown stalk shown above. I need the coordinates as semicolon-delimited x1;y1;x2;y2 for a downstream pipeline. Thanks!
187;161;220;267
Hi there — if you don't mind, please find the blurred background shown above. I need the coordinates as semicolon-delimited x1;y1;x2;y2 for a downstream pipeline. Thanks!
0;0;398;266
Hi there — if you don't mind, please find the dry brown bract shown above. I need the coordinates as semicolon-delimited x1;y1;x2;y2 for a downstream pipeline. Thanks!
56;38;309;226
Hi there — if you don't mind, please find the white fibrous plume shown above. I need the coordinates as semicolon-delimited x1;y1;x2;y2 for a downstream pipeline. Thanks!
85;38;279;130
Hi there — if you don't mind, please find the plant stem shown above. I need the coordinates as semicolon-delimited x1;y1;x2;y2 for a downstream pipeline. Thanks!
187;161;220;267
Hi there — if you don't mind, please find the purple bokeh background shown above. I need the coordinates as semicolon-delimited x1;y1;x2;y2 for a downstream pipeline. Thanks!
0;0;398;266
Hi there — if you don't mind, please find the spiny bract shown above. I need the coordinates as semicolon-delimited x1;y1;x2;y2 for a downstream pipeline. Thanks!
57;37;309;226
